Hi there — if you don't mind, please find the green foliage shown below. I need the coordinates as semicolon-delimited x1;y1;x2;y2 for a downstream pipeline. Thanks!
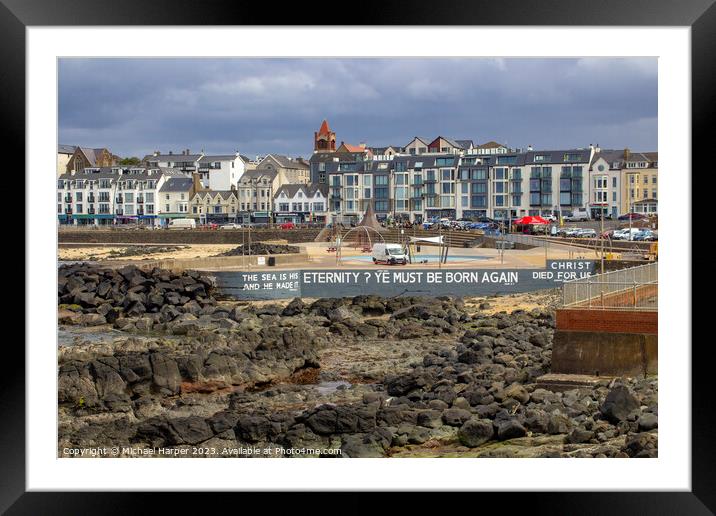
119;157;141;166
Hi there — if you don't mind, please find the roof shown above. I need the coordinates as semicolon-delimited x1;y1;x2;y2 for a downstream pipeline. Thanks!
521;149;592;164
143;152;203;162
476;141;507;149
430;136;464;149
159;177;194;192
406;136;431;147
318;119;332;135
77;147;111;166
261;154;310;169
238;169;277;182
392;154;460;168
58;166;177;182
194;190;237;200
339;143;366;153
58;144;77;154
275;183;328;199
198;154;239;163
456;139;474;149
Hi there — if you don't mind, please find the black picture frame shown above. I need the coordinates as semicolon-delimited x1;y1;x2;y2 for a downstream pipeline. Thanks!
4;0;707;511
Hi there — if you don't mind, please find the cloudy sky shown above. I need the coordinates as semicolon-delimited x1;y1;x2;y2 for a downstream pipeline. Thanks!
59;58;657;159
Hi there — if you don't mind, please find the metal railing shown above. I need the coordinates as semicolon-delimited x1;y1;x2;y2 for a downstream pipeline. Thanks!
562;262;658;311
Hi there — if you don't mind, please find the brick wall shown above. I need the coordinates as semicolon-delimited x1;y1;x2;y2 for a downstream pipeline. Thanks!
556;308;657;335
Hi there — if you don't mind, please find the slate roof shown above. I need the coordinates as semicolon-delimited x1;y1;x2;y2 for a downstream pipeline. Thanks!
198;154;239;163
275;183;328;199
159;177;194;192
262;154;310;169
58;144;77;154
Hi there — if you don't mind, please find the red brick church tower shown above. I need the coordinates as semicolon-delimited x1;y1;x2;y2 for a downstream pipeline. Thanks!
314;119;336;152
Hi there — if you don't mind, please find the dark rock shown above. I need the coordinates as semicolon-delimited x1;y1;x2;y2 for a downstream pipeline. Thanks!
600;385;640;424
458;418;494;447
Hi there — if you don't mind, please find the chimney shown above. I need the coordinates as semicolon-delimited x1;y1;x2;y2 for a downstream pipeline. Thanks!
186;149;190;155
192;172;202;193
169;151;173;155
527;144;533;151
624;148;630;160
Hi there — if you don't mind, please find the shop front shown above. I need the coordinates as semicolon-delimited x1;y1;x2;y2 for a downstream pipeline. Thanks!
275;212;302;224
73;213;115;225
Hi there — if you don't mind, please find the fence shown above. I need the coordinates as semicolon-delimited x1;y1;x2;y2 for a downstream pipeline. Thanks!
562;261;658;311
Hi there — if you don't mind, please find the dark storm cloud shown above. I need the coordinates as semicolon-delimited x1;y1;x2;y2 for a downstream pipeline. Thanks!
58;57;657;158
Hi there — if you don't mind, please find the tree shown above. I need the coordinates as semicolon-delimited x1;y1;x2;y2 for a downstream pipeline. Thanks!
119;156;141;166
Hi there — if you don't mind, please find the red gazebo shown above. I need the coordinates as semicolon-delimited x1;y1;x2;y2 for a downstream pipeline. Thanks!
514;215;549;225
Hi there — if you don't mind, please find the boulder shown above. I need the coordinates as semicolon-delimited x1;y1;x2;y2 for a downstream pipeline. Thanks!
457;418;494;448
600;385;640;424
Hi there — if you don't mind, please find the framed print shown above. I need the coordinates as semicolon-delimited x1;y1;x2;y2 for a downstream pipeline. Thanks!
4;0;710;511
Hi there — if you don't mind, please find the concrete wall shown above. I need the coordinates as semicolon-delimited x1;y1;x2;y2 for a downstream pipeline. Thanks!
57;228;321;244
106;252;310;272
552;330;657;377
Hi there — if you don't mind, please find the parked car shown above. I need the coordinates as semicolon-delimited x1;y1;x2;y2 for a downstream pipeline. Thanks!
371;243;408;265
542;214;557;222
220;223;242;230
600;229;616;239
634;230;658;241
279;222;295;230
563;209;591;222
613;228;642;240
576;228;597;238
618;212;648;221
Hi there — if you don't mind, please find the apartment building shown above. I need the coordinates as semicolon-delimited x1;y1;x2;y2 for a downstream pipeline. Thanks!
197;153;246;190
236;170;280;223
588;149;623;219
143;150;204;174
57;166;180;226
323;147;596;223
620;150;658;215
273;184;328;224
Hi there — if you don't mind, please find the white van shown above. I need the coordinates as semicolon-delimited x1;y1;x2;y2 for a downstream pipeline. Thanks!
372;243;408;265
563;209;591;222
168;218;196;230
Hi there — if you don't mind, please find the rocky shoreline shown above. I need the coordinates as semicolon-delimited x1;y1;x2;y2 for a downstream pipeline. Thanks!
58;264;657;458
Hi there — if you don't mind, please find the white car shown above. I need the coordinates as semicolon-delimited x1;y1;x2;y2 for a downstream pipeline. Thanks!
613;228;641;240
220;223;242;229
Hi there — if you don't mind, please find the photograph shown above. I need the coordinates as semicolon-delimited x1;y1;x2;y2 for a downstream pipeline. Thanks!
56;56;660;460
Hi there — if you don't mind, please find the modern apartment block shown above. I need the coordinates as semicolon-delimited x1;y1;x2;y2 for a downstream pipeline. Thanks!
324;147;597;223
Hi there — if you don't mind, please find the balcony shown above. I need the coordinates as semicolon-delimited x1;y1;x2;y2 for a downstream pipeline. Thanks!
64;196;72;203
116;197;123;204
137;198;144;204
87;197;96;203
87;208;96;215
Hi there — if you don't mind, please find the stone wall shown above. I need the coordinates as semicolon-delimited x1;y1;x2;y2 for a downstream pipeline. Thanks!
58;228;321;245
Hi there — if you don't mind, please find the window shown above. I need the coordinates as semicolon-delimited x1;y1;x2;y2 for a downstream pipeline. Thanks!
613;177;617;188
165;204;170;211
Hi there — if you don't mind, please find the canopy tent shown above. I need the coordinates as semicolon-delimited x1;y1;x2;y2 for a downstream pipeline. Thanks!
514;215;549;225
409;235;445;244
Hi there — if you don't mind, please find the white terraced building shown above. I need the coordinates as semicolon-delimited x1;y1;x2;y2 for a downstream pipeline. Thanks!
57;166;184;226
